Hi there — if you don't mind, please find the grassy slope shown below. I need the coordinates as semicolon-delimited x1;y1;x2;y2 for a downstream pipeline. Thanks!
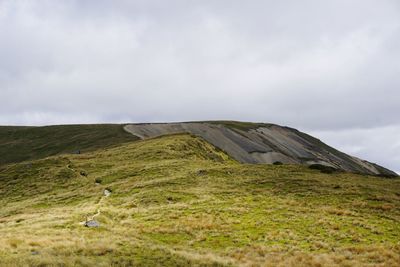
0;134;399;266
0;124;138;165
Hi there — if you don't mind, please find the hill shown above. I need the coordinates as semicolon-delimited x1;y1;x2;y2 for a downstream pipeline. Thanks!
125;121;397;177
0;134;399;266
0;124;138;165
1;122;396;177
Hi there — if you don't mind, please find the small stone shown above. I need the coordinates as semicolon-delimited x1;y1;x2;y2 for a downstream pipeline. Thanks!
84;220;100;228
104;189;111;197
31;251;40;255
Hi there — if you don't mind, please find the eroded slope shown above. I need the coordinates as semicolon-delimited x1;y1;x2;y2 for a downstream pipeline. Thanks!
124;122;397;177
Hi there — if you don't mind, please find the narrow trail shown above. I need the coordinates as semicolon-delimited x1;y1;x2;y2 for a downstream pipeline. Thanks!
86;207;101;221
80;188;110;225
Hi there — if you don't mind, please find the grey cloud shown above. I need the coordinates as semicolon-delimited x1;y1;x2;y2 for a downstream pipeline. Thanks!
0;0;399;171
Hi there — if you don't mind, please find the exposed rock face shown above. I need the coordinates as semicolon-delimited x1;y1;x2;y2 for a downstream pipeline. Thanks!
124;122;398;177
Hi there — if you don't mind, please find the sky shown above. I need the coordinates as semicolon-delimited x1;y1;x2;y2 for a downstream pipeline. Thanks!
0;0;399;173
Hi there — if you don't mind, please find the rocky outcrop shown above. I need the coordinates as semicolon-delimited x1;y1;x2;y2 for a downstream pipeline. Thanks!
124;122;398;177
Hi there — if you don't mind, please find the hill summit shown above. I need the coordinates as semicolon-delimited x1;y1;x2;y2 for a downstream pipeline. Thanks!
124;121;397;177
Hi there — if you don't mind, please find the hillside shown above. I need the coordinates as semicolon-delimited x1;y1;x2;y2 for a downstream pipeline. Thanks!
0;124;138;165
125;121;397;177
0;134;399;266
0;122;396;177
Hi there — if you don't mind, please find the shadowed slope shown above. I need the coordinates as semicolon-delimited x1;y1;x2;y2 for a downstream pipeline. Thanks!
0;124;138;165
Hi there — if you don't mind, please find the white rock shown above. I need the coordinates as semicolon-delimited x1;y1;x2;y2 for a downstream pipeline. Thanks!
104;189;111;197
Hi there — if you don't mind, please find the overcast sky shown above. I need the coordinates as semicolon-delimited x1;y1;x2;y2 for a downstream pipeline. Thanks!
0;0;399;173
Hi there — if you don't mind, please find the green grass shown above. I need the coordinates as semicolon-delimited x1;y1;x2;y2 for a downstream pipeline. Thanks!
0;124;138;165
0;134;399;266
